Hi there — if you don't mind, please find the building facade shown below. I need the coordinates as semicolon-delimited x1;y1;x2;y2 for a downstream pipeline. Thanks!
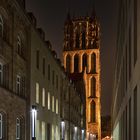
0;0;86;140
63;13;101;140
0;0;29;139
112;0;139;139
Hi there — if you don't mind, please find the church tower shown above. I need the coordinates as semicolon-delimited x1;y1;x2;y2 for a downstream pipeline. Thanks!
63;11;101;140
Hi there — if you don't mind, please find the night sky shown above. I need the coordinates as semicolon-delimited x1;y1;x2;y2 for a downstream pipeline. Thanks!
26;0;118;115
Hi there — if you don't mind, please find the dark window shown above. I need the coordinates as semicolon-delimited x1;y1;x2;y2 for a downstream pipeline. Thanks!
74;54;79;73
0;112;7;139
82;54;87;71
16;118;20;140
48;64;50;80
47;123;51;140
90;77;96;97
0;15;3;37
91;53;96;73
66;55;71;73
134;0;137;66
129;98;131;140
36;50;40;69
43;58;45;75
16;75;21;95
56;75;58;89
134;86;137;140
52;70;55;85
0;63;3;85
129;26;131;80
76;33;79;49
17;36;23;56
82;32;86;49
90;101;96;122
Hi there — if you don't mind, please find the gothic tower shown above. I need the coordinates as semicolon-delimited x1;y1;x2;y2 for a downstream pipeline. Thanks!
63;12;101;140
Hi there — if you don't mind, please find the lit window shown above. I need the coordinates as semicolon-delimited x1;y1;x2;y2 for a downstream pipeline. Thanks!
0;15;3;37
48;92;50;110
42;88;45;107
52;96;55;112
17;35;22;55
16;75;21;94
16;118;20;139
56;99;58;114
0;63;3;85
0;113;2;139
36;83;39;103
42;121;45;140
36;120;40;140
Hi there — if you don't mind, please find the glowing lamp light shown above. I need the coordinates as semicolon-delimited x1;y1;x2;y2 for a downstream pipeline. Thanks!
32;105;37;140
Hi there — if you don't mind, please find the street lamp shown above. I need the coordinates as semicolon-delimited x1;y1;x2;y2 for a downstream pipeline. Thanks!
61;121;65;140
32;105;37;140
74;126;77;140
81;129;84;140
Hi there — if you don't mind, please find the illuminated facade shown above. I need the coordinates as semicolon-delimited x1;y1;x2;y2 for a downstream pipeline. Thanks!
63;13;101;139
112;0;139;139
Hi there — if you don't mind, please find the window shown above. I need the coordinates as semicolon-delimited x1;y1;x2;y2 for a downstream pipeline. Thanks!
82;53;87;71
0;15;3;37
48;92;50;110
134;86;137;140
129;26;131;80
16;118;20;139
42;88;45;107
43;58;45;75
52;70;55;85
90;77;96;97
42;121;45;140
56;99;58;114
17;36;22;55
91;53;96;73
36;50;40;69
0;113;2;139
134;0;137;66
82;32;86;49
66;55;71;73
36;120;40;140
56;75;58;89
0;63;3;85
74;54;79;73
90;101;96;122
16;75;21;94
76;33;79;49
48;64;50;80
52;96;54;112
36;83;39;103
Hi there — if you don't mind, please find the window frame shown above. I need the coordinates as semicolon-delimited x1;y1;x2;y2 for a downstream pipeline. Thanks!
16;75;21;94
0;15;3;37
0;113;2;139
16;118;20;140
0;63;3;85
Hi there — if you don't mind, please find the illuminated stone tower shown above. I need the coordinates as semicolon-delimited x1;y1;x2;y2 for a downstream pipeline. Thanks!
63;12;101;140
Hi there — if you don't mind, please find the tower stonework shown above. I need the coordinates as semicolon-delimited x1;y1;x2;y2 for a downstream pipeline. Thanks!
63;13;101;140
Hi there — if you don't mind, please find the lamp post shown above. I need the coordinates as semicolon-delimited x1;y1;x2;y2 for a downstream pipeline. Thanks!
32;105;37;140
61;121;65;140
81;129;84;140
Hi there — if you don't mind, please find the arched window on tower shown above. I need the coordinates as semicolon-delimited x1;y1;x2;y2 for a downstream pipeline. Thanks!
66;54;71;73
76;33;80;49
82;53;87;72
0;15;3;37
90;77;96;97
74;54;79;73
90;101;96;123
91;53;96;73
82;32;86;49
